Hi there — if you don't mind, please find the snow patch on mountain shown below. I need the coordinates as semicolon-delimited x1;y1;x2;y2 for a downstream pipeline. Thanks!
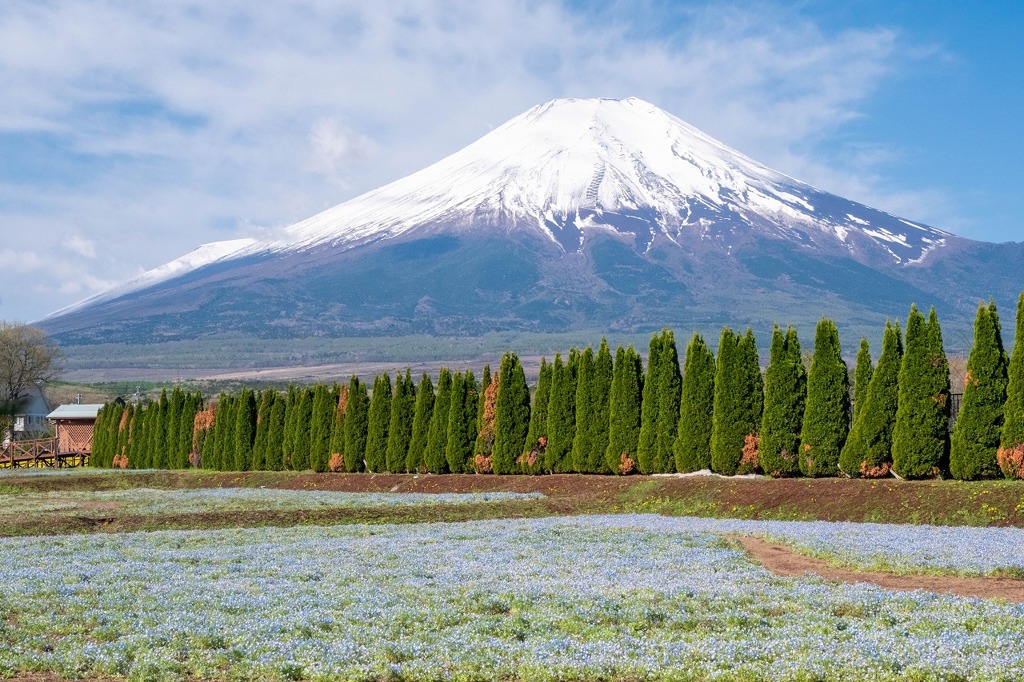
274;97;950;260
48;238;260;318
50;97;956;318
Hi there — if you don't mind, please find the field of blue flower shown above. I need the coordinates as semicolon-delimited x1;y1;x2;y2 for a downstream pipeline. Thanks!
672;517;1024;577
0;487;545;518
1;514;1022;681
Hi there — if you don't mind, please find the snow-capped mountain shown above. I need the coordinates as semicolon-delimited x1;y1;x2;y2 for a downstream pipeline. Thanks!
42;98;1022;347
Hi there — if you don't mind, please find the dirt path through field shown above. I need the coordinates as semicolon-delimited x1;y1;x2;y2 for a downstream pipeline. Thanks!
739;535;1024;603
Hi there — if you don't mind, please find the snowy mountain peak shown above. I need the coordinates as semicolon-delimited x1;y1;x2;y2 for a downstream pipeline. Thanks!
49;97;955;320
284;96;798;248
281;96;949;258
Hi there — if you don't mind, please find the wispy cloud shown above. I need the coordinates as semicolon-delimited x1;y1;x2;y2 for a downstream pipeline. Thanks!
63;235;97;259
0;1;939;321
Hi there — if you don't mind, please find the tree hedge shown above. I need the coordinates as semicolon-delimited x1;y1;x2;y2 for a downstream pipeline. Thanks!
545;352;576;473
950;301;1008;479
675;332;715;473
606;345;643;474
1000;293;1024;478
799;319;849;477
838;338;872;476
406;373;434;473
711;329;762;475
386;370;416;473
521;356;551;474
892;306;950;478
493;353;531;474
760;325;806;477
343;377;369;472
424;368;453;474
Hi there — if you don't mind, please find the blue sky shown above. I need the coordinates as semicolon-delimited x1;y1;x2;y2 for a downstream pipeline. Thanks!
1;0;1021;323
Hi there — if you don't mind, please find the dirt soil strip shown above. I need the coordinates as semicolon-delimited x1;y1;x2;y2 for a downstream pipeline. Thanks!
740;536;1024;603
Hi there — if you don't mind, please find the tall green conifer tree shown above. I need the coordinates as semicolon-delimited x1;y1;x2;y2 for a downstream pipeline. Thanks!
493;353;531;474
545;352;577;472
91;405;109;467
852;339;873;423
606;345;643;474
839;339;873;475
587;340;614;473
424;368;453;474
130;405;147;469
406;373;434;472
282;385;300;470
521;357;552;474
445;371;479;473
893;306;951;478
571;347;596;472
675;332;716;472
760;325;806;477
152;389;170;469
343;377;369;472
364;373;392;472
847;321;904;476
165;388;183;469
251;390;272;470
179;393;202;468
636;334;663;474
290;389;313;471
308;384;334;472
799;319;849;477
443;372;467;473
655;330;682;473
738;329;764;473
1000;293;1024;478
264;394;286;471
711;329;762;475
385;370;416;472
232;389;256;471
212;394;231;471
951;301;1008;479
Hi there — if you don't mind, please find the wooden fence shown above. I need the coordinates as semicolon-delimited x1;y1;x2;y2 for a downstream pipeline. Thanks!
0;438;89;469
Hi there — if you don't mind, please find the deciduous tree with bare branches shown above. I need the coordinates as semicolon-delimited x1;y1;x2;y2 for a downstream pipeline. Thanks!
0;322;62;437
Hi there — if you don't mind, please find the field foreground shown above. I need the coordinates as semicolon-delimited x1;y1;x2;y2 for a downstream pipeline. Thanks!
2;470;1024;535
2;514;1024;681
3;471;1024;681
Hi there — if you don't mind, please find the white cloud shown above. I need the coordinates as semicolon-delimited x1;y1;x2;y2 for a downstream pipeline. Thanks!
64;235;97;259
0;249;46;274
0;1;946;321
305;117;377;189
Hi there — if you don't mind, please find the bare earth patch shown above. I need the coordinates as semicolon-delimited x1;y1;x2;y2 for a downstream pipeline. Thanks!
739;535;1024;603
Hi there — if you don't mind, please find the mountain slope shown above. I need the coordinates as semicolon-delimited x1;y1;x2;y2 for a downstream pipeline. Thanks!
42;97;1019;348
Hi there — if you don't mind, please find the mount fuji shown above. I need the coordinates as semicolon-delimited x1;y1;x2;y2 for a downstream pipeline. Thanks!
43;97;1023;346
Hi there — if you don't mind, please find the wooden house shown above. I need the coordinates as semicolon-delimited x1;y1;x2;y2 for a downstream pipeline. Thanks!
47;404;103;454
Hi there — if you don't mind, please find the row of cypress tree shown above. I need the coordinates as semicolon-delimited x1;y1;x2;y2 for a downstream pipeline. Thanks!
90;295;1024;480
91;387;204;469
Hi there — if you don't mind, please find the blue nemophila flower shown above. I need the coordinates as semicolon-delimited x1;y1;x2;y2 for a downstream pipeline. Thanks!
0;515;1021;681
0;488;546;518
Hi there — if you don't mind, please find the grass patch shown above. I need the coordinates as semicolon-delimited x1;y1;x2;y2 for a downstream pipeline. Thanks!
1;469;1023;536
